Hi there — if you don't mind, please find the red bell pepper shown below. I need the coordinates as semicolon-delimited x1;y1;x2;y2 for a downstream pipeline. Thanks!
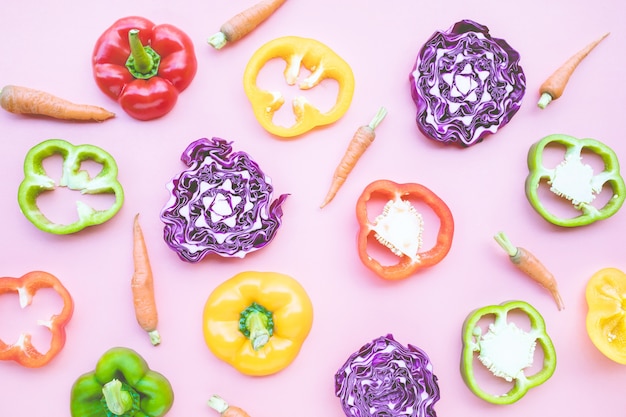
356;180;454;280
92;16;198;121
0;271;74;367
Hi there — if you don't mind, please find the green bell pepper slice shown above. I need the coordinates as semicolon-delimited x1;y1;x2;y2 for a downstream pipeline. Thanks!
17;139;124;234
460;300;556;405
70;347;174;417
525;133;625;227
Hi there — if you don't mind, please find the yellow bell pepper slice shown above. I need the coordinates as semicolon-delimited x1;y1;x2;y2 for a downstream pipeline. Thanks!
243;36;355;138
202;271;314;376
585;267;626;364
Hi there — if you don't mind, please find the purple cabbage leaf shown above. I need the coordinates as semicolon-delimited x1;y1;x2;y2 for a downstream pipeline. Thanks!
409;20;526;147
160;137;288;262
335;334;440;417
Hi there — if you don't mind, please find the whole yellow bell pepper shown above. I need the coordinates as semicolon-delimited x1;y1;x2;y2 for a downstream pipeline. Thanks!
202;271;314;376
243;36;355;138
586;267;626;364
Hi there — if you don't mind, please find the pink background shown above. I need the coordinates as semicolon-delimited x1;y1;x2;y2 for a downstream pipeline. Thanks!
2;0;625;415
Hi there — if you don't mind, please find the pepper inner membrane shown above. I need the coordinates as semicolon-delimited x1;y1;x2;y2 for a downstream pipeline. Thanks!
36;155;118;225
255;57;339;129
0;287;64;353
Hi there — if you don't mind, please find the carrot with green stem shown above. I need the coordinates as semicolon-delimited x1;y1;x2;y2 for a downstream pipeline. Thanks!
208;395;251;417
320;106;388;208
207;0;287;50
494;231;564;311
132;214;161;346
537;32;610;109
0;85;115;121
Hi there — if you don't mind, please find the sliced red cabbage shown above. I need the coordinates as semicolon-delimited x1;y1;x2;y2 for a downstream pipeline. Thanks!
160;137;288;262
335;334;440;417
409;20;526;147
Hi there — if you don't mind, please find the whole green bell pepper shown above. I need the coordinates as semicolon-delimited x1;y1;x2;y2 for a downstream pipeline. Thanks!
17;139;124;234
525;133;625;227
70;347;174;417
460;300;556;405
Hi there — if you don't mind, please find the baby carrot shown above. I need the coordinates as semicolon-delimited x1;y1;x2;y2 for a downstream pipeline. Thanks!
537;32;609;109
320;106;388;208
208;395;251;417
207;0;287;49
132;214;161;346
494;231;564;311
0;85;115;121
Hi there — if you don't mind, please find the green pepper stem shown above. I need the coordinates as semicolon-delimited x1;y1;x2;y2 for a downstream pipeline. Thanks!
102;379;134;416
126;29;161;79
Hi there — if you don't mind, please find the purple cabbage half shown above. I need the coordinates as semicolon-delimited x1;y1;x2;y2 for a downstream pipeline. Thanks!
409;20;526;147
160;137;288;262
335;334;440;417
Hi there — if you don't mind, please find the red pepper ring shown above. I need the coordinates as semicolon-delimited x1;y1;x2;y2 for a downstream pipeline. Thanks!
0;271;74;368
356;180;454;280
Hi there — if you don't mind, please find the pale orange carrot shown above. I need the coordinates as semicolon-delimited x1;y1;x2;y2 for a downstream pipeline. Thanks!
0;85;115;121
494;231;564;311
208;395;251;417
537;32;609;109
207;0;287;49
320;107;388;208
132;213;161;346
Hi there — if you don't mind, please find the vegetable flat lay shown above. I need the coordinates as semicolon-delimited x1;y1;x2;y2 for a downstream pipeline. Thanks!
2;1;625;416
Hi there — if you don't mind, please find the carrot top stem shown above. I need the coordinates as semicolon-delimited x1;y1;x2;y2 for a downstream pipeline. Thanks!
368;106;388;130
126;29;160;79
493;231;518;257
208;395;229;414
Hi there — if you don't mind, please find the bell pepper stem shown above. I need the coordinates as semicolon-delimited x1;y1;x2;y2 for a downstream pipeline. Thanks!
102;379;135;416
126;29;161;79
248;312;271;350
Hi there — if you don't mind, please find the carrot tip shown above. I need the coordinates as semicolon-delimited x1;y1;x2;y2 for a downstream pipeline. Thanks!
208;32;228;49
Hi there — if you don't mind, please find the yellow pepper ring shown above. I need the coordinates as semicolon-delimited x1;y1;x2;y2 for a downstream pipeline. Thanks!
243;36;355;138
202;271;314;376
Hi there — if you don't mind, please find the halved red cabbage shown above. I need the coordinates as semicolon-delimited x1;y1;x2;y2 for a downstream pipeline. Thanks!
335;334;440;417
409;20;526;147
160;137;288;262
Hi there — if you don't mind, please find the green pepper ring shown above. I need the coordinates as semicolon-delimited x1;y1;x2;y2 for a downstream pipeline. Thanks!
460;300;557;405
17;139;124;234
525;133;626;227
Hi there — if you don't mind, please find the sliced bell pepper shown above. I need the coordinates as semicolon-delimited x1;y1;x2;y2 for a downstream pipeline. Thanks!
202;271;314;376
70;346;174;417
243;36;355;138
0;271;74;368
93;16;198;121
525;133;626;227
585;267;626;364
17;139;124;234
356;179;454;280
461;300;556;405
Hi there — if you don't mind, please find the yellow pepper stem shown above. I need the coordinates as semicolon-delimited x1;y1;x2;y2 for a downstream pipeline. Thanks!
239;302;274;351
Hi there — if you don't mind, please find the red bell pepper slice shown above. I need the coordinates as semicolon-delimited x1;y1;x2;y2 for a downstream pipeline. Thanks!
356;180;454;280
92;16;198;121
0;271;74;367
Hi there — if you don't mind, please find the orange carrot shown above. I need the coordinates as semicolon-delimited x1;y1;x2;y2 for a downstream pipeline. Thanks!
0;85;115;121
494;231;564;311
320;106;387;208
537;32;609;109
132;213;161;346
207;0;287;49
208;395;251;417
